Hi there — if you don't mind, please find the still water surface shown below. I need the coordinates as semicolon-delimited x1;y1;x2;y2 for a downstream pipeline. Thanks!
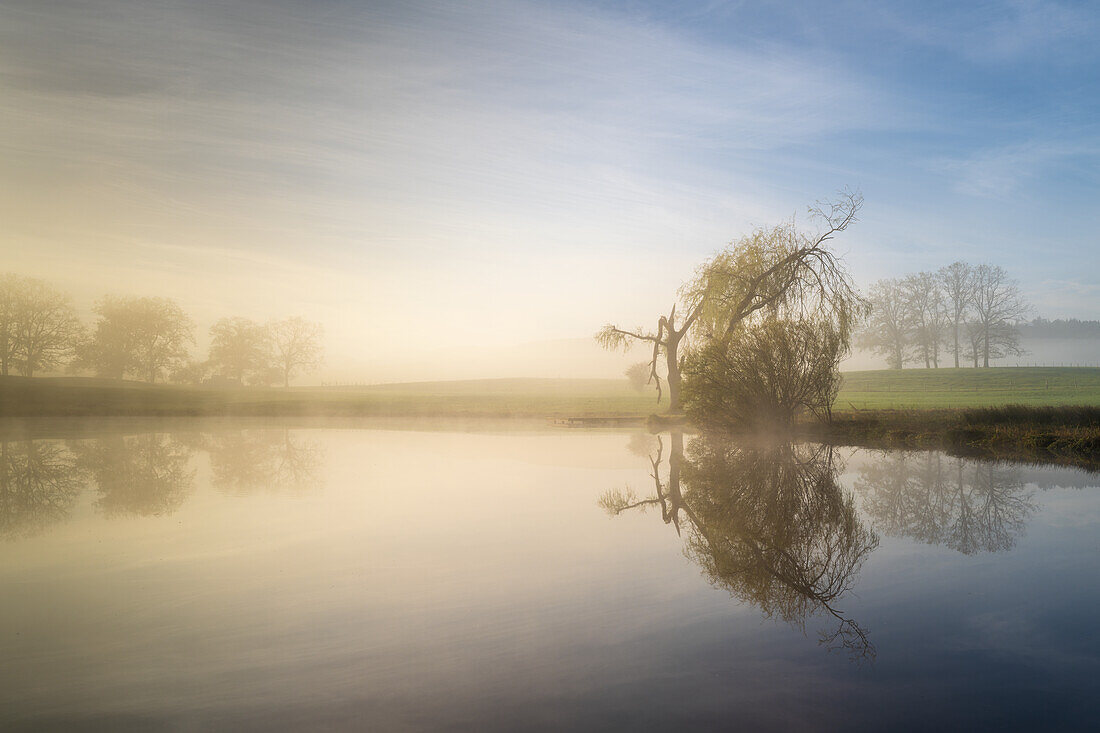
1;422;1099;731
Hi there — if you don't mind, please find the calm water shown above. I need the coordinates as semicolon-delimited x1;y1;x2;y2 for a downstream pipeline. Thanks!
1;422;1099;731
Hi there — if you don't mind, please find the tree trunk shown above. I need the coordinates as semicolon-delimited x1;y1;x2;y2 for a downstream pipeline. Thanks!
953;323;960;368
669;431;683;490
666;333;682;412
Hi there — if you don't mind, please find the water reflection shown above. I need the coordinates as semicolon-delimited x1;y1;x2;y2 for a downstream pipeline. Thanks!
72;434;194;517
204;430;323;495
601;433;879;661
0;429;323;536
853;452;1037;554
0;440;83;539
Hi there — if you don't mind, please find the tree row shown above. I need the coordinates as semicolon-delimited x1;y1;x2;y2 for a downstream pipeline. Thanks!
0;273;323;385
860;262;1030;369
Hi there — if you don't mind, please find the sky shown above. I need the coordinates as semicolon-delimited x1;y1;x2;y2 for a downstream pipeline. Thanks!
2;0;1099;380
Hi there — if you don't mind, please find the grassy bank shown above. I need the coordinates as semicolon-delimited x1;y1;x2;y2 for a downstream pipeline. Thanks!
801;405;1100;471
5;373;1100;469
4;367;1100;419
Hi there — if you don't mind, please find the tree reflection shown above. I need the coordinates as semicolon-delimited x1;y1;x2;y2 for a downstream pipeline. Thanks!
205;429;322;495
0;439;83;538
72;434;194;517
1;429;325;533
601;433;878;661
854;452;1036;554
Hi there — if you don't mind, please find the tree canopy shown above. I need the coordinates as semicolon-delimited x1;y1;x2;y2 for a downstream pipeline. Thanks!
76;296;194;382
598;190;865;414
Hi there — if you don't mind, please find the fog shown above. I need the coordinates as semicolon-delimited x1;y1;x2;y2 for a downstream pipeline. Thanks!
3;1;1100;383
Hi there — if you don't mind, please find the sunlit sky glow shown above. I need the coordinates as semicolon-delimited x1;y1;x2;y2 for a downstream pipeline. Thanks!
2;0;1099;380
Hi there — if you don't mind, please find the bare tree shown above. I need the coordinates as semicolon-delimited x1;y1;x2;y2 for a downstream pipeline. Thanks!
859;279;910;369
939;261;975;368
0;274;22;376
208;317;272;384
8;278;82;377
76;296;194;382
598;190;865;412
902;272;949;368
963;320;984;368
270;317;324;387
971;264;1029;367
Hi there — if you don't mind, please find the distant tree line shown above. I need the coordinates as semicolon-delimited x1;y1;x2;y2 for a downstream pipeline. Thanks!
1017;318;1100;339
860;262;1030;369
0;273;323;385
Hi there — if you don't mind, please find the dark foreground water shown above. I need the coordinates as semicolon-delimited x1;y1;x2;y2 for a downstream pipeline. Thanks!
1;422;1098;731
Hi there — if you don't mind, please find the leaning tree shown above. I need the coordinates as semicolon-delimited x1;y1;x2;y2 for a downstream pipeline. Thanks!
597;191;865;412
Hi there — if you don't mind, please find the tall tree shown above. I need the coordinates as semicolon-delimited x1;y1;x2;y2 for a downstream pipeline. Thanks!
971;264;1029;367
859;279;910;369
270;317;323;387
77;296;194;382
208;317;271;384
939;261;975;368
9;278;82;377
598;191;864;412
902;272;948;368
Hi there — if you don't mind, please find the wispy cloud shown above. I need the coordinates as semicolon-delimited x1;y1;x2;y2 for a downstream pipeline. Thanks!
2;0;1100;372
935;138;1100;198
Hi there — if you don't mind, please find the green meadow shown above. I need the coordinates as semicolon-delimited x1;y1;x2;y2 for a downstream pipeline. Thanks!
4;367;1100;419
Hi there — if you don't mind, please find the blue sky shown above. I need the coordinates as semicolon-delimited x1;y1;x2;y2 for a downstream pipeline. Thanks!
1;0;1098;375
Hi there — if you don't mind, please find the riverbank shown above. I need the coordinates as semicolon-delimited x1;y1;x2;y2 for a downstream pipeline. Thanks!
4;375;1100;469
801;405;1100;471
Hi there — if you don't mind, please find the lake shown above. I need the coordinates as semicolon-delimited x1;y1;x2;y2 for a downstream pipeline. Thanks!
1;421;1099;731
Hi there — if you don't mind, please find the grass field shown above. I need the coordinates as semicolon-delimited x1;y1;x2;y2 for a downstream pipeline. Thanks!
837;367;1100;409
3;367;1100;419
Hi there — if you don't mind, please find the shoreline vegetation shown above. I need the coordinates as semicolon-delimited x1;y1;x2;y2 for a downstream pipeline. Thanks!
801;406;1100;472
4;368;1100;469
